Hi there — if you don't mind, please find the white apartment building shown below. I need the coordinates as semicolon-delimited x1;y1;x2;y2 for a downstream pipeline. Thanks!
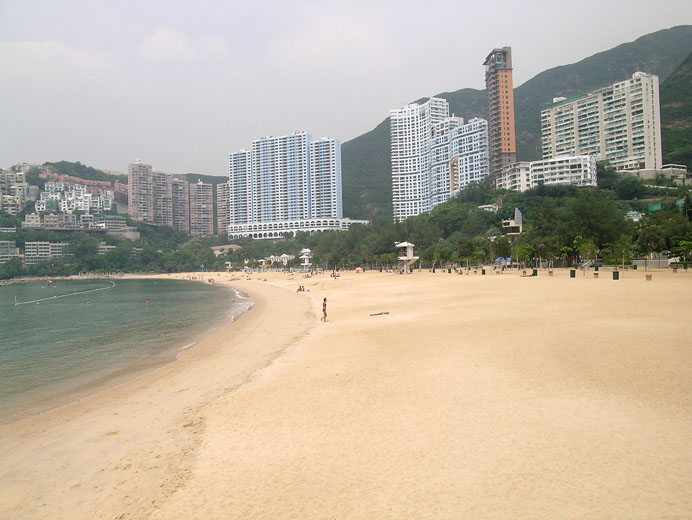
45;181;65;192
228;132;361;239
0;240;18;264
496;155;597;192
310;138;343;219
495;162;532;192
22;213;42;229
24;241;69;265
43;214;60;229
0;170;28;216
541;72;661;171
24;241;51;265
34;184;111;215
62;213;79;229
50;241;69;258
391;98;447;222
250;132;311;222
98;215;129;230
391;98;489;222
434;117;489;201
80;214;95;228
228;150;251;228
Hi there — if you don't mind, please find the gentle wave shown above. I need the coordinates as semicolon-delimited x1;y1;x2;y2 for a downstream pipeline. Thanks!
0;278;252;425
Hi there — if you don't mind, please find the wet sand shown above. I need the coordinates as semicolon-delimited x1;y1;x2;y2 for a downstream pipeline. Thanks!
1;268;690;518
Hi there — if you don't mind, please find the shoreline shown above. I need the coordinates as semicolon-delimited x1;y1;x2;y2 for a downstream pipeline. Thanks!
0;275;250;426
1;269;690;518
0;272;317;518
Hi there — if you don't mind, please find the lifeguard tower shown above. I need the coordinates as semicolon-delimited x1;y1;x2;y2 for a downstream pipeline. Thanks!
396;241;419;274
299;248;312;270
502;208;523;235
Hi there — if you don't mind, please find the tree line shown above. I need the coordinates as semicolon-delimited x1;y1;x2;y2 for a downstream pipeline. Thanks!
2;164;692;279
224;164;692;270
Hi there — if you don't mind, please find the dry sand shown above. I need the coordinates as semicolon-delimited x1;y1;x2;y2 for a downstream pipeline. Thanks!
0;268;690;519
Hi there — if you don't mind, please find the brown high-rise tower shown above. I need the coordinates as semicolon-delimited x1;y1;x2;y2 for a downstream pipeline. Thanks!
484;47;516;175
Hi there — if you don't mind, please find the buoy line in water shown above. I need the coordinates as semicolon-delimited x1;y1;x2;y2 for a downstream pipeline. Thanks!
14;281;116;306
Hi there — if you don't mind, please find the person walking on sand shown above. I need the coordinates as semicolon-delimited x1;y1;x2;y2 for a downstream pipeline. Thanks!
321;297;327;322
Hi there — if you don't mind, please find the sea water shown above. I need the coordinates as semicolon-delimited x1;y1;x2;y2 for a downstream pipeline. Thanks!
0;278;250;424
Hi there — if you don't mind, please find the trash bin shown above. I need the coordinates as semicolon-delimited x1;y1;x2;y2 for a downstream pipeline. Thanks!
570;270;576;278
432;268;436;273
482;269;486;275
613;271;619;280
532;269;538;277
633;264;638;270
448;268;451;274
595;265;599;272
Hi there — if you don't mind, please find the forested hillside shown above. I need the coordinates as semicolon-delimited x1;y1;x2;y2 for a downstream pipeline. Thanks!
43;161;126;183
661;51;692;171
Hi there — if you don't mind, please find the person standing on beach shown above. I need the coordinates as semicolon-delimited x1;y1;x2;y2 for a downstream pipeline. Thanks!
321;298;327;322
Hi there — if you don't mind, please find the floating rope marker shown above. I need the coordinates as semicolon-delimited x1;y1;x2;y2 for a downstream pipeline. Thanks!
15;281;115;306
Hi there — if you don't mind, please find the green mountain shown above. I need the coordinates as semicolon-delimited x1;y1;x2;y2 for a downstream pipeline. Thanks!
181;173;227;186
341;118;390;220
660;51;692;170
38;162;226;187
43;161;127;183
342;25;692;220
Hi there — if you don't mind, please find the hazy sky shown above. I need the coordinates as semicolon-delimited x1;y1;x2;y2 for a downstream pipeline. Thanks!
1;0;690;176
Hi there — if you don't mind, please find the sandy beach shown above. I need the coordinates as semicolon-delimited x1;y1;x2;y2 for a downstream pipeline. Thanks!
1;268;690;518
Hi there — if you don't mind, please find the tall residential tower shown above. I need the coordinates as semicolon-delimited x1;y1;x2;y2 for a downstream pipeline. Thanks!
128;161;214;236
228;132;363;239
484;47;517;175
216;181;230;237
189;180;213;237
540;72;662;171
171;178;190;234
127;162;174;227
127;160;152;222
390;98;489;222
